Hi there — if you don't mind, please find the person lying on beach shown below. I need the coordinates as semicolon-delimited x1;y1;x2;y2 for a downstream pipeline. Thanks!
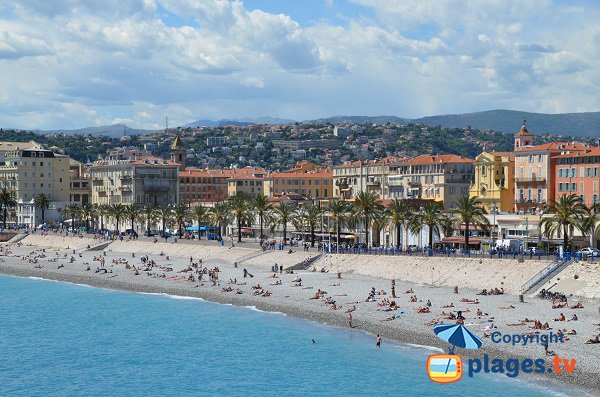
262;291;272;297
570;302;584;309
552;300;568;309
560;328;577;335
252;284;262;290
585;336;600;344
222;287;233;292
554;313;566;321
499;305;515;309
476;308;489;317
440;311;456;320
426;319;442;326
382;315;399;322
270;280;282;286
404;288;413;294
236;289;243;294
507;322;528;326
409;295;418;302
416;307;430;314
460;298;479;304
57;264;64;269
442;303;455;308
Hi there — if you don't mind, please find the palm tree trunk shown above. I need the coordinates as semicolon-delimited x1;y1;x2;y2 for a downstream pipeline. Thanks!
429;224;434;248
563;223;568;252
364;214;369;246
237;217;242;242
396;222;401;248
283;224;287;246
41;209;45;224
310;225;315;247
336;220;341;251
3;206;7;229
259;214;264;239
464;222;470;251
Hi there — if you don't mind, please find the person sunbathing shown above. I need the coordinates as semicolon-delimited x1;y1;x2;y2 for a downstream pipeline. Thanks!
382;314;399;322
554;313;566;321
499;305;515;309
404;288;413;294
252;284;262;290
409;295;418;302
442;303;455;308
569;314;578;321
417;307;430;314
570;302;584;309
585;336;600;344
541;322;551;330
460;298;478;303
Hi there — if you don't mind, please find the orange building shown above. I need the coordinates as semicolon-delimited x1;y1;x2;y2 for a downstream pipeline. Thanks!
267;161;333;199
179;167;265;204
554;147;600;208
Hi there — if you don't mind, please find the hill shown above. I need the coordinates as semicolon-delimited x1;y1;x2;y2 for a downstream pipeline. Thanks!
43;124;157;138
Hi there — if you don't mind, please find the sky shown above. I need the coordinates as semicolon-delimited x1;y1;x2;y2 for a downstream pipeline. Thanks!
1;0;599;130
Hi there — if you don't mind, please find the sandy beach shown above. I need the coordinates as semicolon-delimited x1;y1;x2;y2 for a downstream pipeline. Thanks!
1;234;599;395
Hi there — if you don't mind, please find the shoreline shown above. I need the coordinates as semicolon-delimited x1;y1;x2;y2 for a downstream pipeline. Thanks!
1;264;597;395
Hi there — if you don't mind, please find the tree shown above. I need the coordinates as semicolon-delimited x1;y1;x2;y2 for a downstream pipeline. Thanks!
141;206;157;235
328;200;350;250
452;196;490;250
540;194;587;251
33;193;51;225
192;205;210;240
172;204;189;237
419;201;445;248
155;206;173;237
64;203;81;229
210;202;231;239
253;194;272;239
96;204;109;231
0;188;17;229
386;198;413;249
228;192;252;242
353;191;382;246
371;210;390;247
124;204;140;232
107;203;126;232
577;203;600;249
302;204;323;247
273;202;296;246
80;203;96;230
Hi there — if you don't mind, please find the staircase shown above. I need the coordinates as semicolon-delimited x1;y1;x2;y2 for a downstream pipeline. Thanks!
288;254;323;271
520;259;572;295
234;248;271;265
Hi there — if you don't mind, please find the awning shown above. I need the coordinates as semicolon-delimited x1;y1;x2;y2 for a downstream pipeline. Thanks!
241;228;253;233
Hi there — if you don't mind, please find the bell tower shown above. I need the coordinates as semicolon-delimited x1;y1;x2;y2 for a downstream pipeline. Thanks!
514;120;533;150
170;134;186;171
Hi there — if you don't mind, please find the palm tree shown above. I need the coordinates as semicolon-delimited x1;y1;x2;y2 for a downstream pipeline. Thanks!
328;200;350;250
64;203;81;230
419;201;445;248
80;203;96;230
192;205;210;239
96;204;109;231
124;204;140;232
540;194;587;251
303;205;323;247
274;202;296;246
228;192;252;242
155;206;173;237
353;191;381;246
210;202;231;239
0;188;17;228
172;204;189;237
253;194;272;239
33;193;51;225
141;206;157;235
577;203;600;249
371;210;390;247
107;203;126;232
452;196;490;250
386;198;413;249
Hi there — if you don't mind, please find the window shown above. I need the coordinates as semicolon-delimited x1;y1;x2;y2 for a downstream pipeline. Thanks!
580;182;584;193
580;167;585;177
538;154;542;162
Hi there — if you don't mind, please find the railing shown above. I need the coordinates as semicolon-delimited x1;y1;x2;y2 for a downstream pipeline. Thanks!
520;258;572;294
515;177;546;183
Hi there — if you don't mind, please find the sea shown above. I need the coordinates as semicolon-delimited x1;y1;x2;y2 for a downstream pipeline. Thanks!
0;275;580;397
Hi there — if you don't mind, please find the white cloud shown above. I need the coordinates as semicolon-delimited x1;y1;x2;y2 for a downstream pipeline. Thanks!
0;0;599;129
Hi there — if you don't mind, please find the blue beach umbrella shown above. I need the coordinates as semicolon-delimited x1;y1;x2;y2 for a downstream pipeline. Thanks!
434;323;483;351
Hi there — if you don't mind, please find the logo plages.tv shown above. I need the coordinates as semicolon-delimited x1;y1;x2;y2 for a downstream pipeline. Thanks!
426;325;576;383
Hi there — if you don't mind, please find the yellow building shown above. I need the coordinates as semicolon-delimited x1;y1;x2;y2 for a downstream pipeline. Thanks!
469;151;515;213
268;161;333;199
226;167;267;198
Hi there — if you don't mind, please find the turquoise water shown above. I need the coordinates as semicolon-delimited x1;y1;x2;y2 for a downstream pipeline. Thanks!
0;275;570;396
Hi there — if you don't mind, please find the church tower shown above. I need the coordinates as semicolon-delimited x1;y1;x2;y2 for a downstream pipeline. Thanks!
170;134;186;171
514;120;533;150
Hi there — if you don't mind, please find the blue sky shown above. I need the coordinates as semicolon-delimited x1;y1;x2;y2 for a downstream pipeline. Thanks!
1;0;599;129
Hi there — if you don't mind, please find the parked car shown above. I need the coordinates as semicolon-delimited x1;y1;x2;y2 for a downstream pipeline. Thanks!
577;248;599;257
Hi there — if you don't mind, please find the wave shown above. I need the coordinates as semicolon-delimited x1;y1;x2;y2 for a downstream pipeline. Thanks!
244;305;287;316
138;292;205;302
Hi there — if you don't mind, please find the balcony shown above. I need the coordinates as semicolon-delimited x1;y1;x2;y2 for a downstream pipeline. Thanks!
514;199;546;205
366;179;381;187
515;176;546;184
408;180;421;187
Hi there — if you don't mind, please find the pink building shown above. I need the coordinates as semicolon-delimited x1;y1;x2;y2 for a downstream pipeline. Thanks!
554;147;600;208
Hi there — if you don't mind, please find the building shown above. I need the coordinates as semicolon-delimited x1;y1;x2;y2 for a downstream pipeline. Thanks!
170;135;186;171
90;156;179;207
272;139;338;150
69;159;91;205
206;136;226;147
179;168;234;204
0;141;71;226
554;146;600;208
514;141;588;214
469;151;515;213
386;154;474;209
333;126;352;138
333;156;401;199
227;167;267;198
268;161;333;199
